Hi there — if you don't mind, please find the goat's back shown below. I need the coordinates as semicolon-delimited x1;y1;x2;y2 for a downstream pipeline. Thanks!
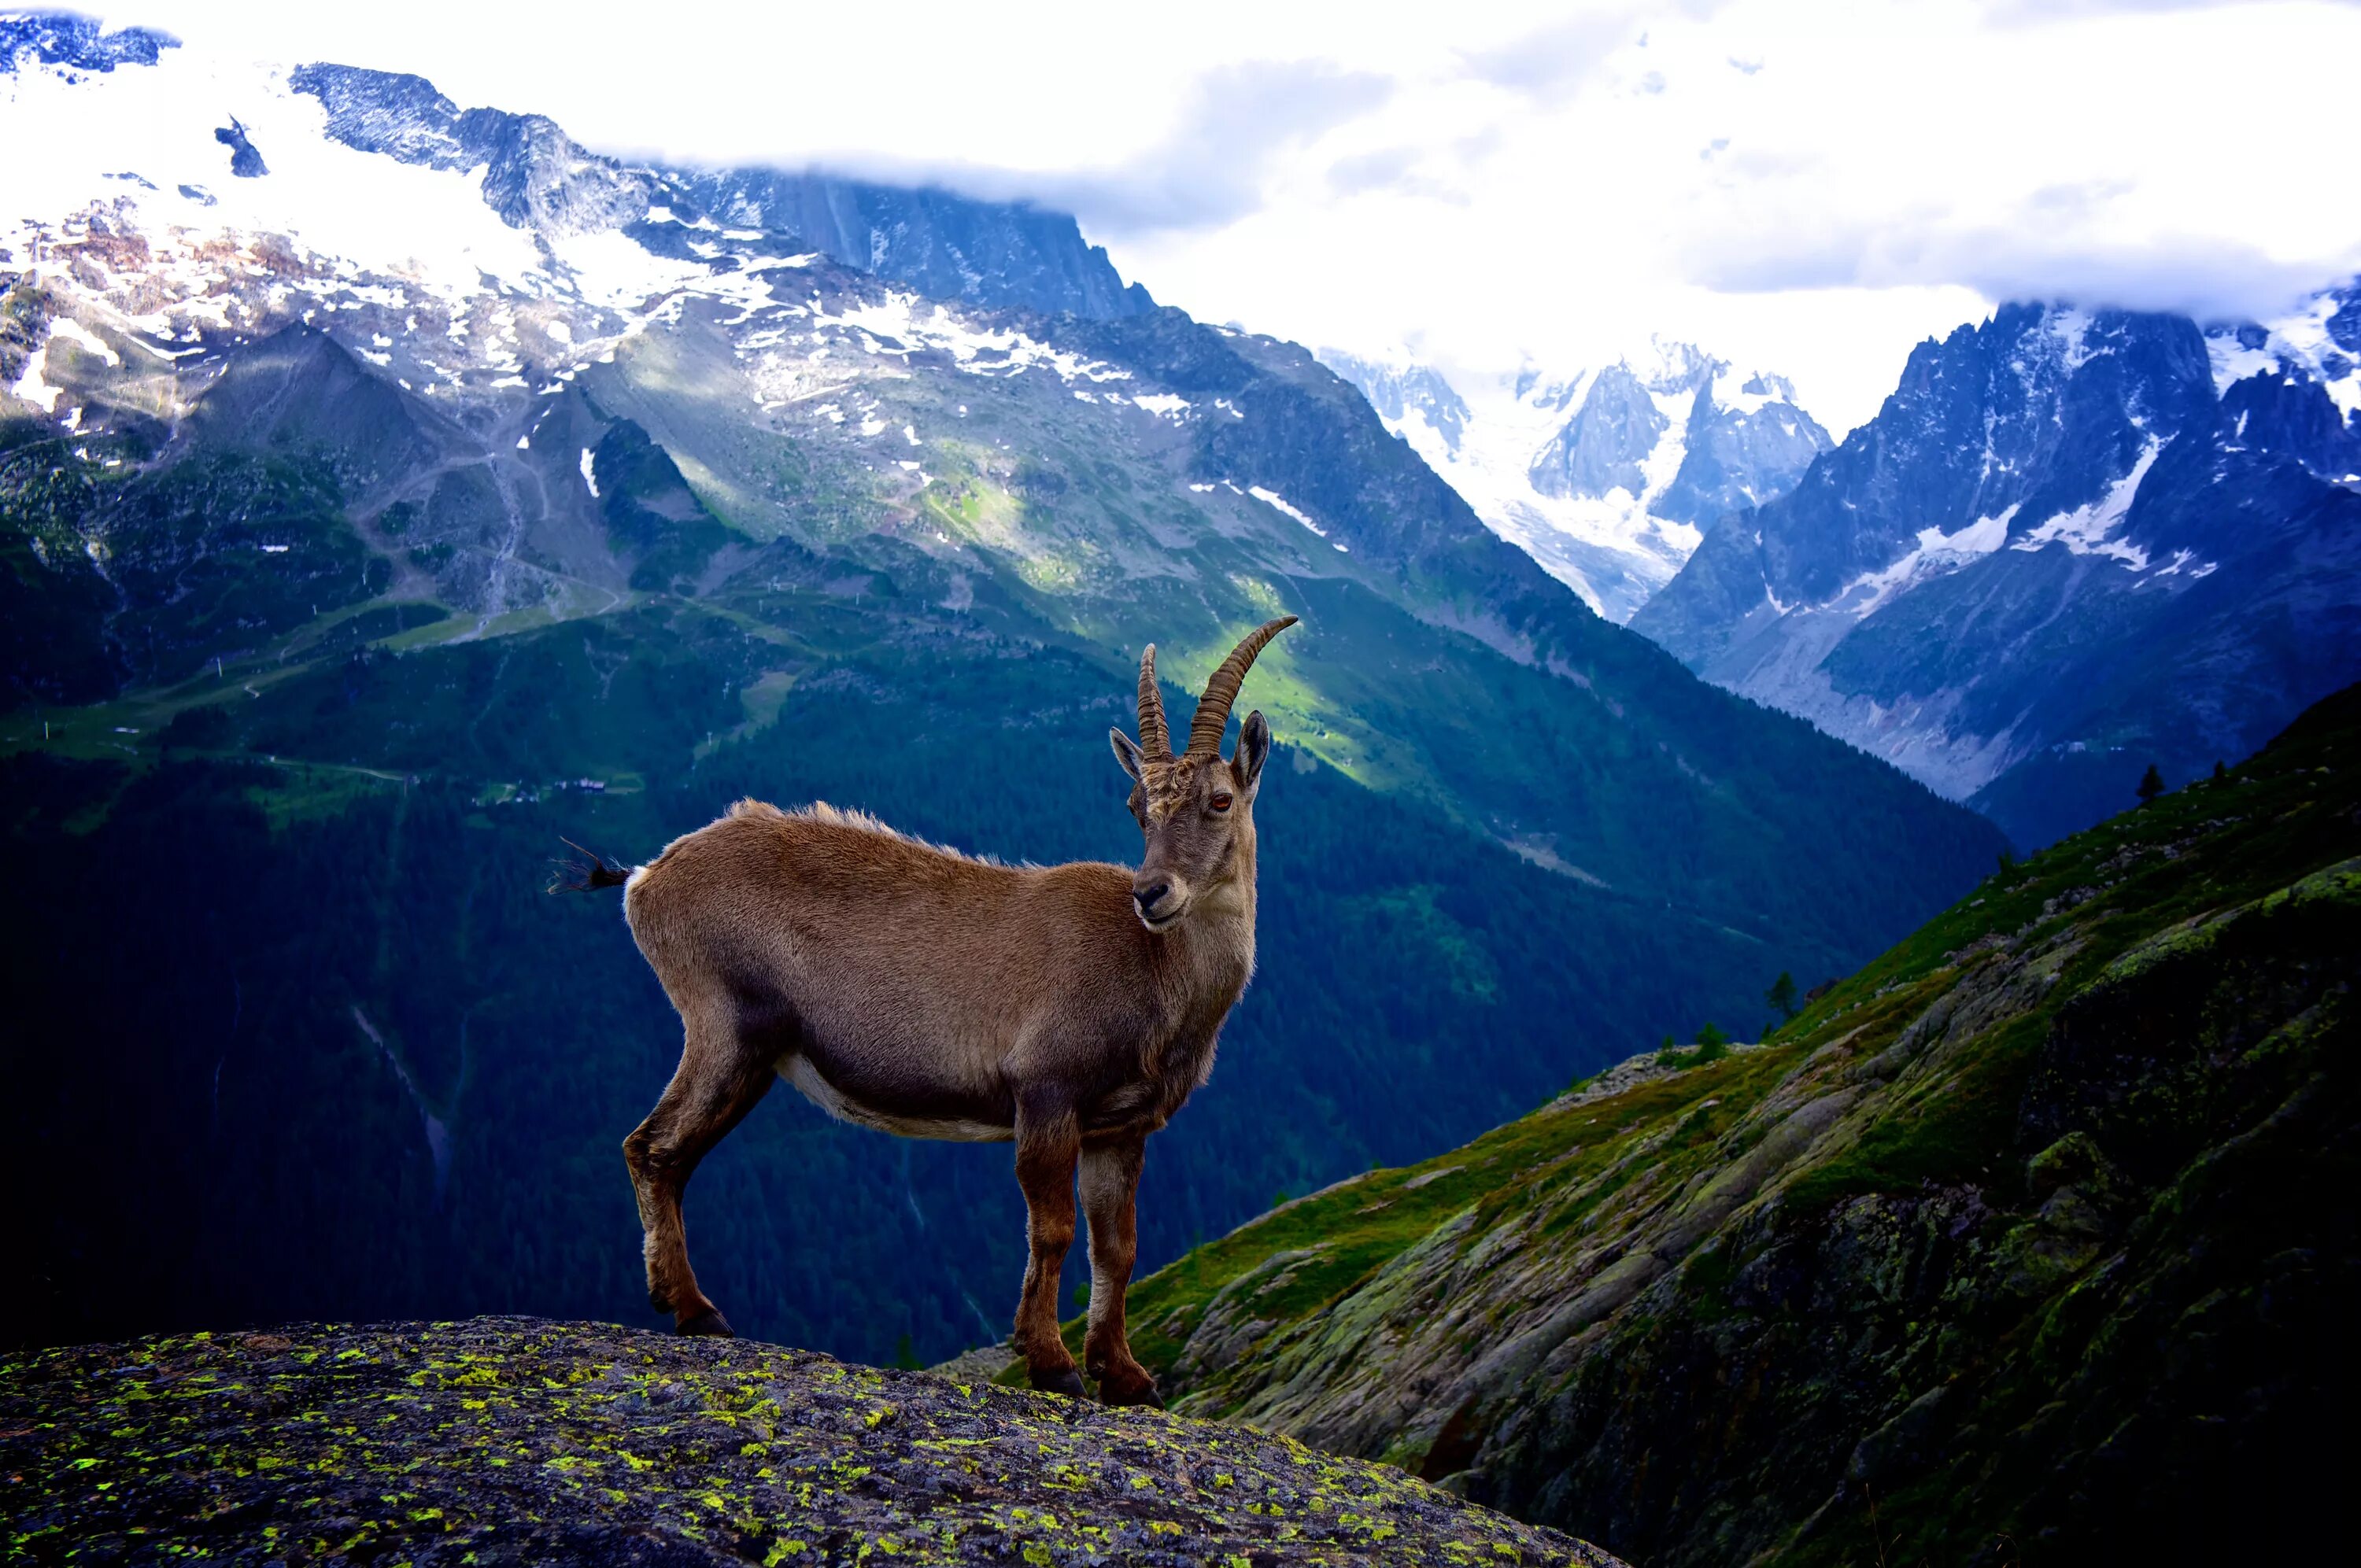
623;800;1150;1064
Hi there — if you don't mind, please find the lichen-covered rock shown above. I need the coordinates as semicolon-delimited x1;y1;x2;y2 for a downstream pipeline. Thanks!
0;1317;1621;1566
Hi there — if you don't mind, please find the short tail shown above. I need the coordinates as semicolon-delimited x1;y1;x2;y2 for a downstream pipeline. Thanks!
550;836;634;894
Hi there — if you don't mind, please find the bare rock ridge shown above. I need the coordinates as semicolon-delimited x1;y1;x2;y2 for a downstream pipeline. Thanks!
286;61;1154;318
0;1318;1621;1566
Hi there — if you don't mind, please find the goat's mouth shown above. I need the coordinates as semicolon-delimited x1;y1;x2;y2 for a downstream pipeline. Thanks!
1136;896;1191;932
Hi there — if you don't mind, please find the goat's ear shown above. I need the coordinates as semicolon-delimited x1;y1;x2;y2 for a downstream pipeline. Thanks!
1109;727;1146;784
1236;710;1273;795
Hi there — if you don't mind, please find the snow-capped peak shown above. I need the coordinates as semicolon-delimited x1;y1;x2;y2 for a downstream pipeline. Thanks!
1321;341;1830;622
2204;283;2361;422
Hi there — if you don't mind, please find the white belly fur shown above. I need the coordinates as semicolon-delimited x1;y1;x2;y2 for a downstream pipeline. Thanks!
778;1055;1013;1144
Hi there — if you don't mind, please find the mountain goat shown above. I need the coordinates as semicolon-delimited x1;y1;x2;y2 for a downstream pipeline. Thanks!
557;617;1297;1405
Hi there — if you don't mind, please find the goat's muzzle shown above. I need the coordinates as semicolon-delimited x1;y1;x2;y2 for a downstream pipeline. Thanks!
1132;874;1188;931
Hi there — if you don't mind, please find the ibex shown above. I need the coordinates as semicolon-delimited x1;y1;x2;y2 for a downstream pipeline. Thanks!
556;618;1297;1406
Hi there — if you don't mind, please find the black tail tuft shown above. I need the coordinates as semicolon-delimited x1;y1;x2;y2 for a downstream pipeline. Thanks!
550;836;633;895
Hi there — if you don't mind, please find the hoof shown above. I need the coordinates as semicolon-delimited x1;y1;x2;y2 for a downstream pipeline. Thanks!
676;1308;735;1337
1030;1366;1088;1400
1103;1380;1165;1410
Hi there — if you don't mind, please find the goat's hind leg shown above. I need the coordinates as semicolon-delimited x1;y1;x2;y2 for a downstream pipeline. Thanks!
623;1010;774;1337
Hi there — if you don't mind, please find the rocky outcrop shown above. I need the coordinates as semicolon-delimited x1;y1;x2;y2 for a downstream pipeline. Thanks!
1316;348;1471;453
0;1317;1620;1566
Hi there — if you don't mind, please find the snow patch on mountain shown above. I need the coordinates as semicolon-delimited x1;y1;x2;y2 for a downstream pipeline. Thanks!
2204;291;2361;420
1249;486;1325;537
2012;443;2159;568
1839;504;2019;618
0;41;567;303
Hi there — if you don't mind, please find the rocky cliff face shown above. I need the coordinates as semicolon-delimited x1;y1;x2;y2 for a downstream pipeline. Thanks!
1315;346;1470;453
1652;372;1831;528
0;1318;1620;1566
1529;362;1668;500
676;168;1154;322
959;681;2361;1566
1632;293;2361;847
291;64;665;237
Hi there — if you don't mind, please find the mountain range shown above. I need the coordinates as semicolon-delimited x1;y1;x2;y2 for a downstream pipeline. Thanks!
0;17;2001;1361
1631;290;2361;847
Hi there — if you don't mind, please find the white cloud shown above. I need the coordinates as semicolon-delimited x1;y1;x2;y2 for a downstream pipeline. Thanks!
101;0;2361;434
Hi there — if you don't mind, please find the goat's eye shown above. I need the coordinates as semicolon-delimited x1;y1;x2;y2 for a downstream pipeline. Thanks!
1210;792;1234;813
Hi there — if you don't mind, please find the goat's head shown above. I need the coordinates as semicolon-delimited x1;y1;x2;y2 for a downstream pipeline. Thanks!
1107;616;1296;931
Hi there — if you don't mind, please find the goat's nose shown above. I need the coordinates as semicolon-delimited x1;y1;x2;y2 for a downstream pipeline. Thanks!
1134;881;1171;914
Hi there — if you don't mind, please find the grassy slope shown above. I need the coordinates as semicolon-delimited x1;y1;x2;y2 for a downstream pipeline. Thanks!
996;684;2361;1566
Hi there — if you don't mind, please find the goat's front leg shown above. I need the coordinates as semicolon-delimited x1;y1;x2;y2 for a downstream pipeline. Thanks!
1081;1134;1160;1408
1011;1094;1085;1397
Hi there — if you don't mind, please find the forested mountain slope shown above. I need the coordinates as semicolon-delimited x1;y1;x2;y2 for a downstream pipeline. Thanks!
3;22;1999;1363
992;681;2361;1566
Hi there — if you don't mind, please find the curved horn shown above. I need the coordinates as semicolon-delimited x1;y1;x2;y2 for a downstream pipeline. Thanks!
1187;615;1299;755
1136;644;1173;758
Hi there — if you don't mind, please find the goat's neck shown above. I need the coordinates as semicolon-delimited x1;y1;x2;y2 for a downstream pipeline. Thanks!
1168;834;1258;1006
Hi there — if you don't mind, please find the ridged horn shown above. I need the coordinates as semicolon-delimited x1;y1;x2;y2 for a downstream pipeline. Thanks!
1187;615;1299;755
1136;644;1173;758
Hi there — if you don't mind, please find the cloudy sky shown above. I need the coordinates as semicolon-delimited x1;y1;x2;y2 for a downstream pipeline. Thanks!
127;0;2361;433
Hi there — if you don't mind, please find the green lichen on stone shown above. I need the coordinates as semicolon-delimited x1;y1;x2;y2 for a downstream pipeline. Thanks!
0;1318;1621;1566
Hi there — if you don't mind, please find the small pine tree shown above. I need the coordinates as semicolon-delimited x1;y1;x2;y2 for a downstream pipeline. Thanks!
1694;1022;1731;1062
1765;971;1799;1022
892;1332;922;1370
2137;762;2165;806
2212;759;2228;784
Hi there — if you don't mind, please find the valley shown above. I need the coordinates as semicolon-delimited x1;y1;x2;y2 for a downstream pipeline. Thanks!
0;35;1997;1368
